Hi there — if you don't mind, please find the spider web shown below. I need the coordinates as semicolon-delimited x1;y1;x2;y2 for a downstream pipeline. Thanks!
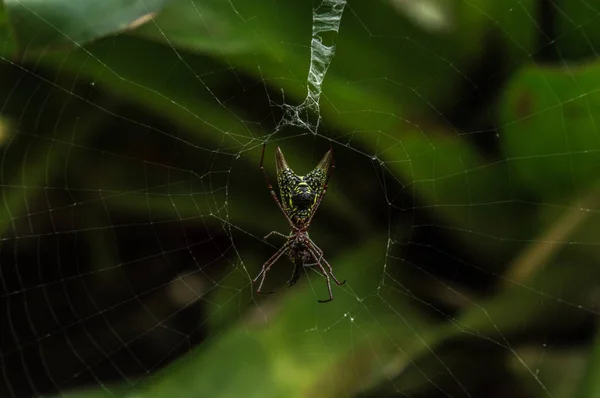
1;0;600;397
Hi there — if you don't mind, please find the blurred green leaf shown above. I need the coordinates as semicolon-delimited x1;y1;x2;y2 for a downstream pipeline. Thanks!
458;256;597;341
511;346;587;398
455;0;536;67
4;0;170;54
0;103;107;238
96;0;539;123
133;0;264;54
115;221;599;398
555;1;600;61
37;35;252;151
500;60;600;202
575;324;600;398
119;237;449;398
366;192;600;393
504;183;600;284
5;1;600;397
358;123;528;262
0;1;17;55
21;0;537;252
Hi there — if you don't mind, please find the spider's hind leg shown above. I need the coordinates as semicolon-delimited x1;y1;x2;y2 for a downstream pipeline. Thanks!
330;267;346;286
307;242;346;286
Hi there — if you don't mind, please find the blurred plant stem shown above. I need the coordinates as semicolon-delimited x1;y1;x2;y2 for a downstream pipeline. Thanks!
503;183;600;286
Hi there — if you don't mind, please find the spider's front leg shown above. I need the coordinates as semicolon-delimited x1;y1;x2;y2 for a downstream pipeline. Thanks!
264;230;288;240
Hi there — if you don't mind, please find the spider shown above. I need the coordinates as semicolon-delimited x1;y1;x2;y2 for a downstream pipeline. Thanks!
252;143;345;303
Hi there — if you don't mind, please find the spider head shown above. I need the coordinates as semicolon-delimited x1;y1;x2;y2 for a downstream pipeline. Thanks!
275;146;332;224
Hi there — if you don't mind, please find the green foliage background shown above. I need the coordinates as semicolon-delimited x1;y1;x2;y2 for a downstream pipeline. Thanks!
1;0;600;397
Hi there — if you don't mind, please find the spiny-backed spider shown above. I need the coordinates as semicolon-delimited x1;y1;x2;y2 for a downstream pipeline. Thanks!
253;143;345;303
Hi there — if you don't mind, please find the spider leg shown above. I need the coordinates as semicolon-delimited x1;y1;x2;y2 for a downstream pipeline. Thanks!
307;239;345;286
308;250;334;303
253;242;290;295
264;230;288;240
260;143;297;230
253;243;286;281
325;143;335;186
307;237;324;256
